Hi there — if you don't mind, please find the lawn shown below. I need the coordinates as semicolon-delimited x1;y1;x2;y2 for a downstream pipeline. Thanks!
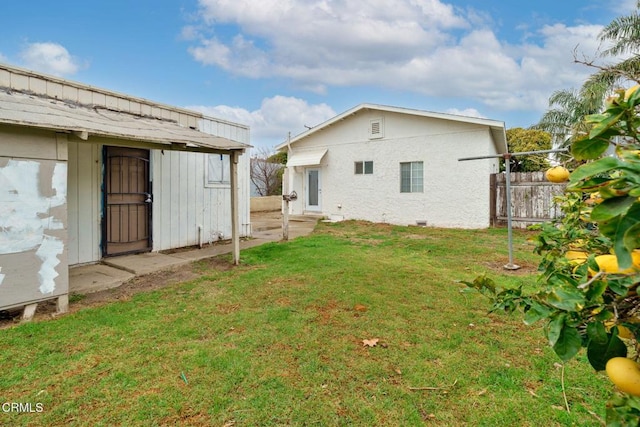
0;221;610;426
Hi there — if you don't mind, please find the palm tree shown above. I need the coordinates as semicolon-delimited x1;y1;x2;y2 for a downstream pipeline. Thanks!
535;88;601;149
535;2;640;150
585;2;640;90
600;2;640;59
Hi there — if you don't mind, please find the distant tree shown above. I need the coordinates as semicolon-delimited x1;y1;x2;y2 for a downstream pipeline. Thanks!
501;127;552;172
250;148;284;196
267;151;287;165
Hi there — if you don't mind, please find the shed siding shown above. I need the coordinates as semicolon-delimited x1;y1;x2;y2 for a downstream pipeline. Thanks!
151;117;251;251
67;141;101;265
1;64;251;267
0;127;69;309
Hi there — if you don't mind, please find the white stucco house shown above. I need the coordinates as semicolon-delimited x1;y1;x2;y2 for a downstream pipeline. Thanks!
276;104;507;228
0;63;251;314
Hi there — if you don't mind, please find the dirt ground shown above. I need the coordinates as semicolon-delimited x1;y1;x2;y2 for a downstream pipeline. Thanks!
0;257;233;329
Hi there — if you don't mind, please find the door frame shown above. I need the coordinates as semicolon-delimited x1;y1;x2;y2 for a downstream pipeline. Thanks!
101;146;152;257
305;167;322;212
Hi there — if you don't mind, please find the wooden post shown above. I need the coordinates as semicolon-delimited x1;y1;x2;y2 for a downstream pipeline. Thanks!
282;168;289;241
230;150;241;265
489;173;497;227
57;294;69;314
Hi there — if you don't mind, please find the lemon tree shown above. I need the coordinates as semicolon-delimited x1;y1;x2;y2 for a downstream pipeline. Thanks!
465;86;640;425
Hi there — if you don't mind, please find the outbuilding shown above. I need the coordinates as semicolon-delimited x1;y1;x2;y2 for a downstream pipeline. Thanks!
277;103;507;228
0;64;251;315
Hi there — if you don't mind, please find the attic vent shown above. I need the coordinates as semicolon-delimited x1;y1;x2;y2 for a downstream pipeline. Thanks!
369;118;383;139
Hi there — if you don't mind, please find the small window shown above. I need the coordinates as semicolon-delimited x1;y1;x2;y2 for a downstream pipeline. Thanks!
369;118;384;139
400;161;423;193
207;154;230;186
355;161;373;175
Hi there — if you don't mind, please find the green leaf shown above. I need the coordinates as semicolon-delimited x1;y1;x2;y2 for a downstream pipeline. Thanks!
523;301;552;325
567;176;612;192
461;275;500;298
553;325;582;362
606;393;640;426
585;279;608;301
629;86;640;104
600;204;640;269
571;138;611;160
570;157;625;182
588;110;625;139
608;276;637;296
584;113;607;123
547;313;566;347
623;222;640;252
587;329;627;371
586;321;608;344
591;196;637;221
544;285;586;312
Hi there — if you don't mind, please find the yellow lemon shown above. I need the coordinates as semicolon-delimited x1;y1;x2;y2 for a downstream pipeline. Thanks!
566;250;588;265
625;85;640;101
618;325;635;340
606;357;640;396
590;253;640;275
545;166;570;183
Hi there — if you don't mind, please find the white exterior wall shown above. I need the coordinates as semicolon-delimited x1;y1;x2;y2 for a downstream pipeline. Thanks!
151;148;251;251
285;110;500;228
2;64;254;265
67;140;101;265
67;137;250;264
151;116;251;251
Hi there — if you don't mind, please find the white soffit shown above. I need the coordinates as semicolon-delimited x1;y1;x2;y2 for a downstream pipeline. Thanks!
286;149;328;167
0;90;249;152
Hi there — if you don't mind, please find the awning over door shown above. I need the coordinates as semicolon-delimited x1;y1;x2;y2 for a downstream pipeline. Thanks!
286;149;328;167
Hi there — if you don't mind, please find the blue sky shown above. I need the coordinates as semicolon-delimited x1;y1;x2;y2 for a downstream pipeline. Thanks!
0;0;636;151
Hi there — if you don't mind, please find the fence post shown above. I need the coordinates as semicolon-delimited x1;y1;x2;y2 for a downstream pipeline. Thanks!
489;173;497;227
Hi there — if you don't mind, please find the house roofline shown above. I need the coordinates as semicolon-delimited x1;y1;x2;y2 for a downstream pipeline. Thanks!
275;103;507;154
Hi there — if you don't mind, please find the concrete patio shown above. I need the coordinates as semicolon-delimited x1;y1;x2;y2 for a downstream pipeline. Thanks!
69;212;319;295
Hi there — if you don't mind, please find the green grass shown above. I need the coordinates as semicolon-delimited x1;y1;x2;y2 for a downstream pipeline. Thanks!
0;221;610;426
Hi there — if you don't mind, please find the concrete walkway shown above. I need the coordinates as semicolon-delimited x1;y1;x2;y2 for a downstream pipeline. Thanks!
69;212;318;295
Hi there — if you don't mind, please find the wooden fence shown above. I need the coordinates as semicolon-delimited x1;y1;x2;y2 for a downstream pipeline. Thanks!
490;172;566;228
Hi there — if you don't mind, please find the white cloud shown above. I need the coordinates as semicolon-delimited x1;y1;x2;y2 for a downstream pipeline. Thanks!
19;42;81;76
611;0;637;14
185;95;336;150
189;0;468;80
446;108;485;118
186;0;611;117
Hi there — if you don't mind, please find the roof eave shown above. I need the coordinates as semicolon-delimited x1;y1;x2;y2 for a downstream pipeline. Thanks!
276;103;507;151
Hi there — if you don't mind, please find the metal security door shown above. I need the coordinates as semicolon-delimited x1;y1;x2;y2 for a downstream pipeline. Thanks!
103;146;152;256
305;168;321;211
